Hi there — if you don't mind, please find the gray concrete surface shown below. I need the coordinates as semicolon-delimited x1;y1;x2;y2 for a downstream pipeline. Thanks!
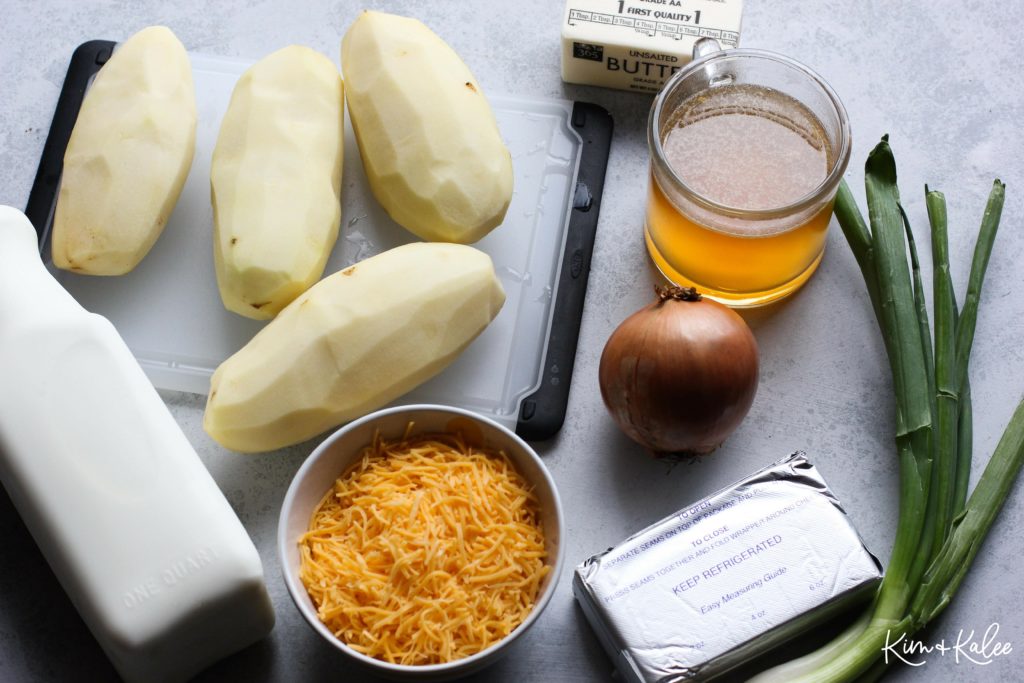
1;1;1022;681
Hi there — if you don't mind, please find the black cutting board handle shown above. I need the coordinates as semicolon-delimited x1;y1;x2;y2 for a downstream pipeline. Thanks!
26;40;115;244
515;102;614;442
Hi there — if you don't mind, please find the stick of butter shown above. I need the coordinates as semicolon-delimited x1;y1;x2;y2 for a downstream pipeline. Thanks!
561;0;743;93
574;453;881;682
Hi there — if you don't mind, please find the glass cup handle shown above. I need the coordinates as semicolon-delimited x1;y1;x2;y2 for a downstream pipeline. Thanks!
692;37;723;61
691;38;735;86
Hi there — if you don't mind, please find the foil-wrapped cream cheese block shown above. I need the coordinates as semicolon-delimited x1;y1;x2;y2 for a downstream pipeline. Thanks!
573;453;881;682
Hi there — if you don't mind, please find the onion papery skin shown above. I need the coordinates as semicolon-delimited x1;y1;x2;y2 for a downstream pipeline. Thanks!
598;289;759;456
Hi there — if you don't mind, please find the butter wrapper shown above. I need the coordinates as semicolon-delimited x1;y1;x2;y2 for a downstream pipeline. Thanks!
573;453;882;682
561;0;743;93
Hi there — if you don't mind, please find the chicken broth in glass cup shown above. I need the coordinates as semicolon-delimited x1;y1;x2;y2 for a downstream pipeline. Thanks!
645;44;851;307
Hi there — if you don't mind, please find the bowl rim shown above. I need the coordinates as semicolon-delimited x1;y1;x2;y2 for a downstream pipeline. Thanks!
277;403;566;675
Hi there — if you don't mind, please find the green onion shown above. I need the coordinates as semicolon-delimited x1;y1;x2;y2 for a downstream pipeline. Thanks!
900;201;939;587
912;397;1024;625
926;187;957;558
953;383;973;513
863;139;933;624
748;141;1021;682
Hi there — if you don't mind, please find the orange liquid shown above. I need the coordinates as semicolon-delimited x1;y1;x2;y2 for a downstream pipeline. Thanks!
646;84;834;307
646;178;833;306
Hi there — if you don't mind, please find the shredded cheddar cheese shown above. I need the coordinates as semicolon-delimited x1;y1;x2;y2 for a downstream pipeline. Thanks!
299;431;550;665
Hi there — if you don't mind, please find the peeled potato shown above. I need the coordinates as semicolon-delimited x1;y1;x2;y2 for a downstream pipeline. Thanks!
341;11;513;244
203;242;505;452
211;46;344;319
52;26;196;275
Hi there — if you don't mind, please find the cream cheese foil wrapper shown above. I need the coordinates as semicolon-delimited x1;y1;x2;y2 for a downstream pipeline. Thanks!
573;453;882;682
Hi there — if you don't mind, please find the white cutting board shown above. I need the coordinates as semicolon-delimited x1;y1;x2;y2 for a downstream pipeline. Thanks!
44;51;584;431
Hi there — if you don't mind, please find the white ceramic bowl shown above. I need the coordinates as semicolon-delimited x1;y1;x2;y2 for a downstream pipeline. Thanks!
278;404;565;681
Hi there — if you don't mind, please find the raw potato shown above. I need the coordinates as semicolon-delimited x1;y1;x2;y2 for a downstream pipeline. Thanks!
52;26;196;275
341;11;513;244
212;46;344;319
203;243;506;452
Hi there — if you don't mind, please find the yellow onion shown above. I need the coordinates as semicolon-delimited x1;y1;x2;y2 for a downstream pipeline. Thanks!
598;286;759;455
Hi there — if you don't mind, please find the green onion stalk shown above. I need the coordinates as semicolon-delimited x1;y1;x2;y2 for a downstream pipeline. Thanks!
748;137;1022;682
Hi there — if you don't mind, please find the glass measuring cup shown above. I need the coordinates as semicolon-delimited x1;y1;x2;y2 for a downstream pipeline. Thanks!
645;40;851;307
